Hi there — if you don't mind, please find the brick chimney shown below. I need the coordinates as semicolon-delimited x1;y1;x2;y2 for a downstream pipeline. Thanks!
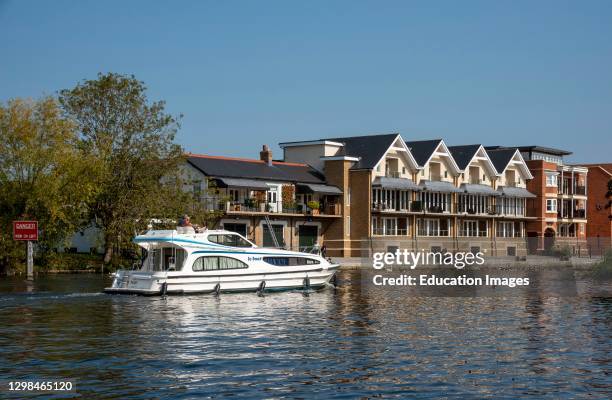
260;144;273;166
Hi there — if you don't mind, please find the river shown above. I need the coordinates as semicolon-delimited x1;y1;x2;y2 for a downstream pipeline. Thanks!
0;270;610;398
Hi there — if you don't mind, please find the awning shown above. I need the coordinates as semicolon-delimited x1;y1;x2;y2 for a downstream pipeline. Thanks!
214;177;270;190
498;186;536;198
297;183;343;195
372;177;420;191
460;183;501;196
419;180;463;193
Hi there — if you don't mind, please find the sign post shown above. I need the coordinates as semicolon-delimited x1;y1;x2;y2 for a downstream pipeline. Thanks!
13;221;38;281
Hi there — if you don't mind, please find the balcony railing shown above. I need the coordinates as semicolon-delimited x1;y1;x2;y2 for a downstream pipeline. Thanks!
417;229;450;237
202;198;341;216
558;185;586;196
574;186;586;196
496;232;523;238
372;228;409;236
456;203;496;215
385;171;401;178
557;209;586;219
458;230;488;237
495;205;526;217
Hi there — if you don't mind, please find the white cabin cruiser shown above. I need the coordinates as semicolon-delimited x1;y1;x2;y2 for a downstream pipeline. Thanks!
104;229;340;295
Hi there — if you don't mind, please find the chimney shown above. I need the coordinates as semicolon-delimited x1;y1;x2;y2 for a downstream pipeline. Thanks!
260;144;273;166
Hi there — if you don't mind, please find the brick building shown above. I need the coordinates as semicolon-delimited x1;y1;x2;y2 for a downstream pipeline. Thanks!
581;164;612;254
490;146;589;255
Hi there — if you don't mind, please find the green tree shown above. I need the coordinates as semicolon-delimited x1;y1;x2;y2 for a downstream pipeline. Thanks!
59;73;191;264
0;97;95;272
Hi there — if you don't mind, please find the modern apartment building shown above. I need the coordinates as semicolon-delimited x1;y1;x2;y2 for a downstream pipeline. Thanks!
491;146;589;254
281;134;536;257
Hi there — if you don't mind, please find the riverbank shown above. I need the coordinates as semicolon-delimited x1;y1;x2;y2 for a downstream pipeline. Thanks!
0;253;132;276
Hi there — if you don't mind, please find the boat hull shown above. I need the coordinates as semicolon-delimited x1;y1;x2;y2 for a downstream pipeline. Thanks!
104;266;339;296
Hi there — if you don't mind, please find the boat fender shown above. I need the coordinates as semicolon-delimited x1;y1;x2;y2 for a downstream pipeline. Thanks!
257;280;266;296
160;282;168;296
214;283;221;296
303;276;311;290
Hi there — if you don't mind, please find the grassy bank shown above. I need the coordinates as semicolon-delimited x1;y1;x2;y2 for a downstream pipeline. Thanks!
2;253;135;275
592;249;612;279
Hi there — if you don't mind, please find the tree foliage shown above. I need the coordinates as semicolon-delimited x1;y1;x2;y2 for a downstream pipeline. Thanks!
58;73;190;263
0;97;95;272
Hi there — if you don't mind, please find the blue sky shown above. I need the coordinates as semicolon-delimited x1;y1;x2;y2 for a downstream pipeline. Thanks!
1;0;611;163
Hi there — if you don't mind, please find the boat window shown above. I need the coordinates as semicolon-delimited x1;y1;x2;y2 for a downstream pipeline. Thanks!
208;234;253;248
143;247;187;271
192;256;248;271
263;257;320;266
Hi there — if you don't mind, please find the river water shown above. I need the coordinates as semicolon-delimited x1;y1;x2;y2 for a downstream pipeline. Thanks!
0;270;610;399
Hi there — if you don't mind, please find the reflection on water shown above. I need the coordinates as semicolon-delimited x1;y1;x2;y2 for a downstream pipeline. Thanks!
0;271;610;399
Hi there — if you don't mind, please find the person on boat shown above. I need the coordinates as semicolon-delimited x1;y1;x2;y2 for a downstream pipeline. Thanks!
177;214;196;234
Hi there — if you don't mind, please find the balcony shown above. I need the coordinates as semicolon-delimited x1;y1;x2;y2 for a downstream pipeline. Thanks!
458;230;488;237
372;200;451;213
574;186;586;196
557;209;586;219
372;228;409;236
385;171;401;178
496;231;523;238
456;203;496;216
417;229;450;237
495;205;526;217
203;197;342;216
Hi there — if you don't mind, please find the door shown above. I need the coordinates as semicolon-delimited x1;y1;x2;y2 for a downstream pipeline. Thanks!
267;184;280;212
298;225;318;252
263;224;285;248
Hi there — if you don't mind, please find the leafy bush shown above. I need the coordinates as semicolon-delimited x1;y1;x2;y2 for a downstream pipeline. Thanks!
558;245;572;259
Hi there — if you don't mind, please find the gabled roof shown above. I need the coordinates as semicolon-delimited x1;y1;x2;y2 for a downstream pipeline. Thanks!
448;145;482;171
405;139;443;166
486;148;517;173
324;133;400;170
187;154;326;184
486;148;533;179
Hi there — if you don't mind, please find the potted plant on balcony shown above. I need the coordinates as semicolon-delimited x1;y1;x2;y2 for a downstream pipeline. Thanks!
244;198;255;210
307;200;320;215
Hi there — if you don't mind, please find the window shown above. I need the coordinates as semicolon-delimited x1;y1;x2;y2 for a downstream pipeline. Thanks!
223;223;248;237
545;173;558;187
193;181;202;196
346;216;350;236
546;199;557;213
263;257;320;266
402;167;406;175
229;189;240;202
192;256;248;271
208;234;253;247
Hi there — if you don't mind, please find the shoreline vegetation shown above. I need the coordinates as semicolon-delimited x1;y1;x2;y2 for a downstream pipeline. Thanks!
1;73;222;275
2;252;609;277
